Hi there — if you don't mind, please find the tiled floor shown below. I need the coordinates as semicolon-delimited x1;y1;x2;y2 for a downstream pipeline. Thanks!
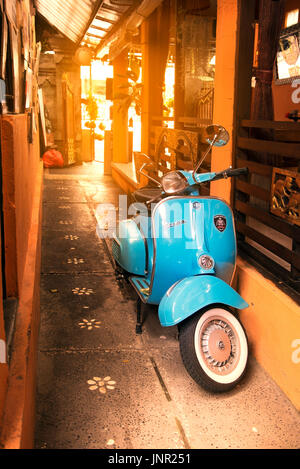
34;162;300;449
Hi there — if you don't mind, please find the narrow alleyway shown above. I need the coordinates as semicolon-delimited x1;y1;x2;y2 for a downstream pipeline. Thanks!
34;162;300;450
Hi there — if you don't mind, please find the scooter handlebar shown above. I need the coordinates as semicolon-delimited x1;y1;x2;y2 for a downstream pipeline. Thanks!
212;167;248;181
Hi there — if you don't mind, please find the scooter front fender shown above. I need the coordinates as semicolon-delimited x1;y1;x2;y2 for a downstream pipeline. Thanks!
158;275;248;327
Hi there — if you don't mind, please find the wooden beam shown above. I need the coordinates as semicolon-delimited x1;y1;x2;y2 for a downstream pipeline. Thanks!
235;199;300;242
237;136;300;159
95;15;116;25
236;158;272;177
76;0;105;46
235;180;270;201
88;24;109;33
95;1;144;56
241;120;300;131
236;221;300;268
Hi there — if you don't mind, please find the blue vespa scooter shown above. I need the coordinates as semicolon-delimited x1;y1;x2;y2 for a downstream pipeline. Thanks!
111;125;249;393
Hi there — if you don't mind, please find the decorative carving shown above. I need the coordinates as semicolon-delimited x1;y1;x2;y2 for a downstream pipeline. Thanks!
271;168;300;225
154;127;202;172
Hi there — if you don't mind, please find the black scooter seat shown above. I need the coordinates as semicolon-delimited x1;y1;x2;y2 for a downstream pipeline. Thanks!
132;186;163;204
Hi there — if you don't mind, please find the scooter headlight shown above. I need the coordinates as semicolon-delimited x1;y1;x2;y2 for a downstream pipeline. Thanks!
162;171;189;194
198;254;214;270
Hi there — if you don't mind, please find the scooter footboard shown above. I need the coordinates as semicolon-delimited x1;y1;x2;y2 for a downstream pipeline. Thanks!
158;275;248;327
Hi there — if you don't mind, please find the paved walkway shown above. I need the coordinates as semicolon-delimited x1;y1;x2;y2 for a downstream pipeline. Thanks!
34;162;300;450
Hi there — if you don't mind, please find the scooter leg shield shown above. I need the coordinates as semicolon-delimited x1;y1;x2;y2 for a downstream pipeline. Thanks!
158;275;248;327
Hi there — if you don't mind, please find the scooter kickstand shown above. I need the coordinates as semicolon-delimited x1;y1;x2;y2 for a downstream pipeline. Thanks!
136;297;143;334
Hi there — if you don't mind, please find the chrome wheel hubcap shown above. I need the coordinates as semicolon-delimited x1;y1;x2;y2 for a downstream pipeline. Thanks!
200;319;240;375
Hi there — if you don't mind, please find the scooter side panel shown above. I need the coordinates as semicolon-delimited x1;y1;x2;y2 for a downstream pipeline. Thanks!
158;275;249;327
113;219;146;275
146;197;236;304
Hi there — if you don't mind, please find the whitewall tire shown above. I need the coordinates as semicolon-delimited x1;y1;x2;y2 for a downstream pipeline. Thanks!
179;306;248;393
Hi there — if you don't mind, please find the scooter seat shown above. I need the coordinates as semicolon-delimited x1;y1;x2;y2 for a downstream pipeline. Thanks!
132;186;163;204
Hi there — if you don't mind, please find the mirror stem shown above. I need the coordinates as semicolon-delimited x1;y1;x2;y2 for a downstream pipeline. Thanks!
192;133;218;182
139;163;162;187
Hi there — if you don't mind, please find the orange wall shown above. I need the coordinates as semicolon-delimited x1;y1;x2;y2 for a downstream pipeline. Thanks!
1;114;40;285
237;258;300;411
0;114;43;448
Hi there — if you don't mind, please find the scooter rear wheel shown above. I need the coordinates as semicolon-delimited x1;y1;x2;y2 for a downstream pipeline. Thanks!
179;306;248;393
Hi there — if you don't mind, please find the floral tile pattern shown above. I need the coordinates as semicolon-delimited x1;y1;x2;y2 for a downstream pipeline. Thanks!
72;287;95;295
67;258;85;264
78;318;101;330
87;376;116;394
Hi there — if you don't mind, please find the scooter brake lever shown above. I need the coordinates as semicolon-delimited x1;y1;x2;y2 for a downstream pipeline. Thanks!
146;193;164;206
139;163;162;188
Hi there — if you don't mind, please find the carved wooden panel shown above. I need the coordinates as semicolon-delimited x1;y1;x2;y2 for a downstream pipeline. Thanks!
152;126;202;174
271;167;300;226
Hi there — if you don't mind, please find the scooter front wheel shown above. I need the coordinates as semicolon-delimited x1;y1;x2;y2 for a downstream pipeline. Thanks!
179;306;248;393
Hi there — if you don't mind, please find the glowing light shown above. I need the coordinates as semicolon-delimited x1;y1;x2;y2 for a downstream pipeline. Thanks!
286;9;299;27
163;62;175;128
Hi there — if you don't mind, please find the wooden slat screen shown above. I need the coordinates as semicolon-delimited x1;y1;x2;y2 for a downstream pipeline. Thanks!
235;120;300;296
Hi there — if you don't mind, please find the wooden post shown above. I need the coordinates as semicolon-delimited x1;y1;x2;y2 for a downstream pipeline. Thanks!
174;0;185;129
232;0;256;243
141;20;150;155
141;12;163;155
141;5;170;154
112;49;129;163
210;0;255;204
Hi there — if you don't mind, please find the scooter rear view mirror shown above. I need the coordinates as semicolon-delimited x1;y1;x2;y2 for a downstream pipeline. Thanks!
205;125;229;147
192;125;230;182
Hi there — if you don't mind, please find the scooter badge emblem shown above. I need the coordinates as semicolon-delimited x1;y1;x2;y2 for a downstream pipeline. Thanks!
214;215;227;232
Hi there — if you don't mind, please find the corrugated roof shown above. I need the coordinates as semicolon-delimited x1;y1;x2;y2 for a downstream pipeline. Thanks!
81;1;136;48
36;0;164;58
35;0;136;45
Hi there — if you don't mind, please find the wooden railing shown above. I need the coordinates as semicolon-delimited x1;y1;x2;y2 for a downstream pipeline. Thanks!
196;87;214;124
234;120;300;296
151;116;212;129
